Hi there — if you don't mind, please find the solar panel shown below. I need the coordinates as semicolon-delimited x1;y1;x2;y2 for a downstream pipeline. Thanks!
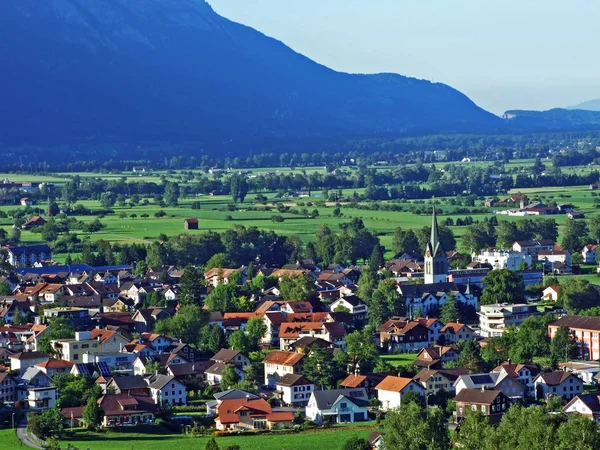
470;375;494;385
97;362;112;377
75;364;87;376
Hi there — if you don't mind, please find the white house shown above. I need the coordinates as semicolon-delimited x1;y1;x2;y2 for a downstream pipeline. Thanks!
9;351;49;374
439;323;475;344
306;388;370;423
564;393;600;422
276;373;314;407
534;371;583;401
542;286;561;302
582;245;598;264
263;351;305;387
329;296;368;323
375;376;425;411
205;363;245;386
146;374;186;405
18;367;57;409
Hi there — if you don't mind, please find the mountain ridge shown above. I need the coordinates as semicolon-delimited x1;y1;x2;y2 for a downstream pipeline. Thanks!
0;0;502;149
567;99;600;111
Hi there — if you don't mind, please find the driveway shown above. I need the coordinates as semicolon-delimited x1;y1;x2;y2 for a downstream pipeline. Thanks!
16;419;44;450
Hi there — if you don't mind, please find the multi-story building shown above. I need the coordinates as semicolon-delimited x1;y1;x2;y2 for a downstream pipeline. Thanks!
548;315;600;361
478;304;540;337
0;372;18;404
472;250;532;271
4;245;52;267
262;351;305;388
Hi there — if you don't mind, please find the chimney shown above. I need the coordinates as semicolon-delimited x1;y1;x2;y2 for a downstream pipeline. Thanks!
481;385;486;392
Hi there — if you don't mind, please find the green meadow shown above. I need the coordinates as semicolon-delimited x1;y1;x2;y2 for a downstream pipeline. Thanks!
59;425;378;450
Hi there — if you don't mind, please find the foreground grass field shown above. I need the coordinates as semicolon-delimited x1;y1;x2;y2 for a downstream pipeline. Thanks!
60;425;378;450
0;428;24;448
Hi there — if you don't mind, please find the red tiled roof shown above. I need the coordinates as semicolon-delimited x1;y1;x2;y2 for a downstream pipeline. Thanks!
375;376;415;393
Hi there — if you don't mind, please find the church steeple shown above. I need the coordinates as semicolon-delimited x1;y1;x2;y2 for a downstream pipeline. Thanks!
430;201;441;253
424;201;448;284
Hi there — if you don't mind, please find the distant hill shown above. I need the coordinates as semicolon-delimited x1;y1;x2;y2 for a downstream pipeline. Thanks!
0;0;501;151
567;99;600;111
503;108;600;130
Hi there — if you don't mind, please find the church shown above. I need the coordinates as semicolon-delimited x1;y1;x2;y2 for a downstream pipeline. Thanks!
398;206;479;318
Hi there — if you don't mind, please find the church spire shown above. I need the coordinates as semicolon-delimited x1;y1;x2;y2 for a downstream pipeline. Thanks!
431;200;440;250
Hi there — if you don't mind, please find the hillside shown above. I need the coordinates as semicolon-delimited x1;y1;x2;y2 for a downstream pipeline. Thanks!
0;0;501;151
503;108;600;130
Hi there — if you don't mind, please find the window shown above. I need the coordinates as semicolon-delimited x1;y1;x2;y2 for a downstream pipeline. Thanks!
82;344;89;349
481;406;486;413
471;405;477;411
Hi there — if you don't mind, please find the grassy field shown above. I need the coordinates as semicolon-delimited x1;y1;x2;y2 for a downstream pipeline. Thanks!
0;428;24;448
380;353;418;368
60;425;379;450
3;161;600;261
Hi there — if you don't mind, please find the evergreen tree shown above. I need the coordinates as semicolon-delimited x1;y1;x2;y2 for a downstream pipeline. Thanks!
205;437;220;450
440;293;459;324
357;268;377;303
369;244;385;270
458;339;484;373
179;265;205;307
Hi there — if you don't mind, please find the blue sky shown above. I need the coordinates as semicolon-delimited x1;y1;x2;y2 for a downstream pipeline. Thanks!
208;0;600;115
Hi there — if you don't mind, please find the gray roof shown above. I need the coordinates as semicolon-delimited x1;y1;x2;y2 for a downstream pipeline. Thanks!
455;373;499;389
213;389;260;401
110;375;148;391
146;374;177;390
310;388;369;410
19;366;51;384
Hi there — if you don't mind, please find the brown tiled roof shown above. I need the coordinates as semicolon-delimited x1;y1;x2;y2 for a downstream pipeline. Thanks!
262;351;304;366
550;315;600;331
375;376;415;393
440;323;466;334
212;349;242;363
413;368;469;384
534;371;574;386
454;388;505;405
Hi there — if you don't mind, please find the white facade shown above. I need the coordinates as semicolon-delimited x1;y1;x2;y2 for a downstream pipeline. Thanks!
376;382;425;411
478;304;540;337
534;374;583;401
305;390;369;424
25;387;57;409
151;379;187;406
278;382;314;406
472;250;531;271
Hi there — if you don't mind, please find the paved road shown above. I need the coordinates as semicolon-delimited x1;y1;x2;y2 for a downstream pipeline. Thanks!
16;419;44;450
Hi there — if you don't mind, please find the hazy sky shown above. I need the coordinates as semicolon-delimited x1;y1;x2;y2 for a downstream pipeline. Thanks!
208;0;600;115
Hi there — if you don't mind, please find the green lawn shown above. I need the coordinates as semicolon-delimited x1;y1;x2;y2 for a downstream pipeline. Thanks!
381;353;418;368
60;426;378;450
0;428;24;448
